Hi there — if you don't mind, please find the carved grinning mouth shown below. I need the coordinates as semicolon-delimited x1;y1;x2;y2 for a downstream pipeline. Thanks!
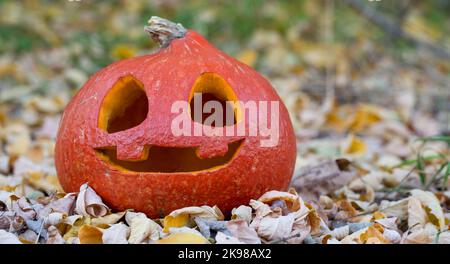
95;139;243;173
95;73;245;173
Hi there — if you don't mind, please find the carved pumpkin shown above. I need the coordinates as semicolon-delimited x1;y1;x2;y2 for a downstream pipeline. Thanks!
55;17;296;217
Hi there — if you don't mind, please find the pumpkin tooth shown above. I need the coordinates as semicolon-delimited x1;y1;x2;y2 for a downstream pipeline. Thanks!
115;144;149;161
196;141;229;159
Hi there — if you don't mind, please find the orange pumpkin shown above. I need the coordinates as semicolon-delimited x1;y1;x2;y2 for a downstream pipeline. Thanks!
55;17;296;217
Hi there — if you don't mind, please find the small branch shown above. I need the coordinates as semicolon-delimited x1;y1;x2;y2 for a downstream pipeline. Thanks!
344;0;450;59
144;16;187;48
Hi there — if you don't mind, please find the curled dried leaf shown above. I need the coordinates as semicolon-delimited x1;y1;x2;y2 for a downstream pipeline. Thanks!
91;211;126;227
231;205;252;223
75;183;109;217
251;213;296;242
11;197;36;221
249;200;273;218
258;189;300;212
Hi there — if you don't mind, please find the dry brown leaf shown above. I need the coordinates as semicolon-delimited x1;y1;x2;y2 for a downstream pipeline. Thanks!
408;197;428;229
231;205;252;223
383;229;401;243
305;204;323;235
258;189;300;212
401;227;433;244
328;225;350;240
410;189;446;231
19;229;38;244
287;218;312;244
46;225;65;244
249;200;273;218
46;212;66;227
163;205;224;233
226;220;261;244
11;196;36;221
0;230;21;244
291;159;354;202
124;211;147;225
341;224;389;244
78;224;103;244
215;231;244;244
75;183;109;217
360;225;390;244
91;211;126;227
379;198;410;220
128;215;161;244
156;232;209;244
251;213;295;242
102;223;130;244
375;217;399;231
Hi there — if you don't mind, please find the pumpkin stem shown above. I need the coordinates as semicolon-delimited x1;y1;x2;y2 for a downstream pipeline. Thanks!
145;16;187;48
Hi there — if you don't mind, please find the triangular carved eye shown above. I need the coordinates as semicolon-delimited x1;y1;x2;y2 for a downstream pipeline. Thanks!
98;75;148;133
189;72;241;127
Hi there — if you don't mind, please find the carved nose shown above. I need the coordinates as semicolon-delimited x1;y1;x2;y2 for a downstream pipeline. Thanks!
116;144;149;161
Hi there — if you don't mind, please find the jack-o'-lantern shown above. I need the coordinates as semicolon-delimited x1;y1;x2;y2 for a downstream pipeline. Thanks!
55;17;296;217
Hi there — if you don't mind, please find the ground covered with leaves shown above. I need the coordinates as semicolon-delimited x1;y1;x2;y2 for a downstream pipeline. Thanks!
1;1;450;244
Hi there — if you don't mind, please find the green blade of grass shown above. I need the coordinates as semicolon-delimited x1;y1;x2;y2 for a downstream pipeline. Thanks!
443;162;450;188
425;161;449;190
391;154;445;169
417;153;426;186
418;136;450;143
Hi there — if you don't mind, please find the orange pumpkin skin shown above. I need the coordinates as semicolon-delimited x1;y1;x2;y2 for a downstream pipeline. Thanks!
55;27;296;217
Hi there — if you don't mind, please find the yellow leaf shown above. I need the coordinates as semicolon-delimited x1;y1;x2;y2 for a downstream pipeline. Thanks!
236;49;257;67
78;224;103;244
410;190;446;231
163;205;224;233
341;134;367;156
348;105;383;132
91;211;127;227
112;44;137;59
360;224;389;244
163;214;190;233
156;232;209;244
326;104;382;133
371;211;386;221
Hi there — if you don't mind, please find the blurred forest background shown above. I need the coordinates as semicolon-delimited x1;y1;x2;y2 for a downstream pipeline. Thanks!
1;0;449;120
1;0;450;244
1;0;450;178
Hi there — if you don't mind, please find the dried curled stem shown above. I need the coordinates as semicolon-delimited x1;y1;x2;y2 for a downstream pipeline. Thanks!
144;16;187;48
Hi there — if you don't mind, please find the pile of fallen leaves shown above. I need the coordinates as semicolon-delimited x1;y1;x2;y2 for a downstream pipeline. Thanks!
1;181;450;244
